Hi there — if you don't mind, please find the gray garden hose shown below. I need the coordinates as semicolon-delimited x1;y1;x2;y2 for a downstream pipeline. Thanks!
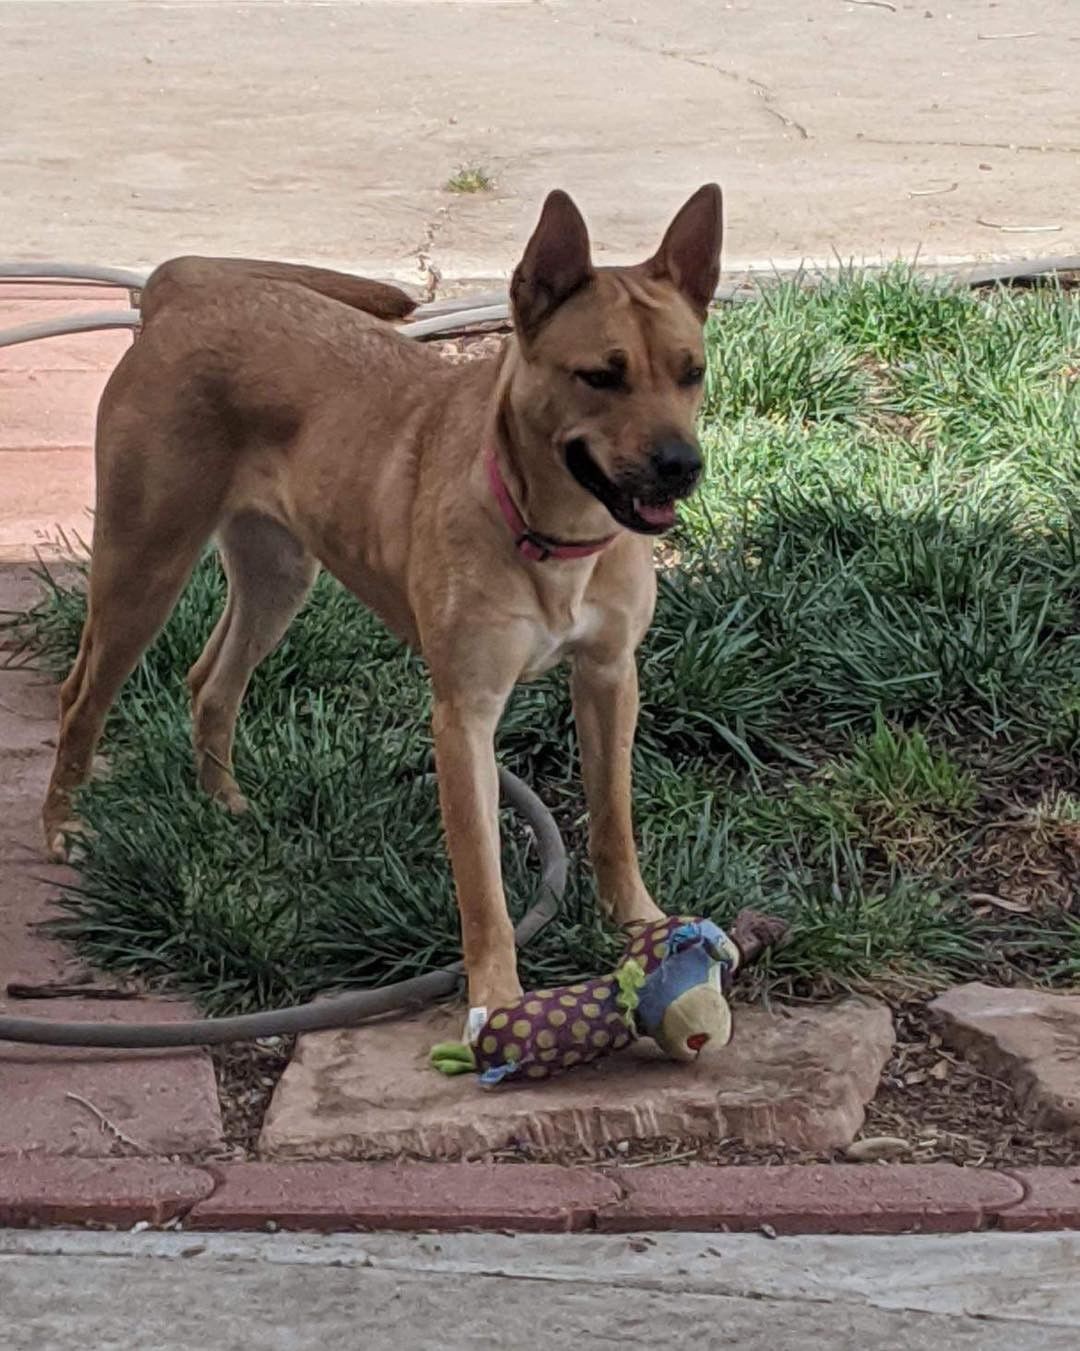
0;768;565;1047
1;255;1077;350
0;261;148;289
0;309;141;349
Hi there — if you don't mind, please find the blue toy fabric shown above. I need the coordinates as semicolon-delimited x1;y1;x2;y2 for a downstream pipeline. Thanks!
634;918;734;1038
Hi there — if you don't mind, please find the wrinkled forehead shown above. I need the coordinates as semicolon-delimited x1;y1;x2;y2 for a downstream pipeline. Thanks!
532;267;705;368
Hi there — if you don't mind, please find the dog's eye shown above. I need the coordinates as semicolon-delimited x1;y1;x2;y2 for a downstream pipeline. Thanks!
679;365;706;388
576;367;625;392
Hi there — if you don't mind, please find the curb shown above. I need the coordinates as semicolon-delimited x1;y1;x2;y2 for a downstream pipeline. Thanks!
2;1160;1079;1236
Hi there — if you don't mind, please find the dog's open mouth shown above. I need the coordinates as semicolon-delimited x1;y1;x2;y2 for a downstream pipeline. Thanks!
631;499;677;530
565;439;688;536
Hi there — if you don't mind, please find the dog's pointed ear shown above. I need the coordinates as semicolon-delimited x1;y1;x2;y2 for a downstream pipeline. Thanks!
647;184;723;319
511;190;594;341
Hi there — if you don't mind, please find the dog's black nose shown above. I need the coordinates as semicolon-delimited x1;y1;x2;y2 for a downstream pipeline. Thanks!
650;439;702;491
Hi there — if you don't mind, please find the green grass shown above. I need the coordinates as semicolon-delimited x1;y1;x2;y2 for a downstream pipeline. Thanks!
7;267;1080;1013
444;164;495;194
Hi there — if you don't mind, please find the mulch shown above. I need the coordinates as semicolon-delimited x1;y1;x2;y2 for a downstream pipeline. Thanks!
212;1037;294;1158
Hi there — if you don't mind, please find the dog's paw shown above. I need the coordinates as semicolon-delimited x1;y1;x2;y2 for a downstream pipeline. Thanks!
207;783;249;816
43;817;85;864
221;788;250;816
46;831;69;864
198;762;250;816
618;896;666;926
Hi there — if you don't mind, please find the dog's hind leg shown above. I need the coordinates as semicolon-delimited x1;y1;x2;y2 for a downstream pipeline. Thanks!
43;497;218;860
189;512;317;813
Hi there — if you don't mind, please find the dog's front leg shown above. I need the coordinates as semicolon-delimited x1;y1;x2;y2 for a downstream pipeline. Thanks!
432;688;523;1027
572;652;665;926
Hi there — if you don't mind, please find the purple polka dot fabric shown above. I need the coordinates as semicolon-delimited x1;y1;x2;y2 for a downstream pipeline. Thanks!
473;976;635;1082
621;916;703;977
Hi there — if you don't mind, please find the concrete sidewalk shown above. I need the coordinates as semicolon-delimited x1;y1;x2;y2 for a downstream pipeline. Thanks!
5;1228;1080;1349
1;0;1077;285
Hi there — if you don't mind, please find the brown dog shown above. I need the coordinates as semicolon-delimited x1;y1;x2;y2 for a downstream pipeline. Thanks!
43;185;723;1032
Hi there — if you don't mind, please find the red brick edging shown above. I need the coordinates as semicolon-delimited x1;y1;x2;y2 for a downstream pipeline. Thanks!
1;1160;1078;1235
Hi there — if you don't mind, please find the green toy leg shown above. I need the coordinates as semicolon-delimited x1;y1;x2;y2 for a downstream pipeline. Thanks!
429;1042;477;1076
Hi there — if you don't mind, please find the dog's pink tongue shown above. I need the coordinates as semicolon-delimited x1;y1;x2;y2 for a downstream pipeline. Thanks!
634;499;677;528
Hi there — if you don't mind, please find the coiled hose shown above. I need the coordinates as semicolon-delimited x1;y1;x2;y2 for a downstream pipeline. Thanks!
0;769;564;1046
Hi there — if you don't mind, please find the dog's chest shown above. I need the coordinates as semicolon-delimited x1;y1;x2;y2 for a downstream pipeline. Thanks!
520;600;603;680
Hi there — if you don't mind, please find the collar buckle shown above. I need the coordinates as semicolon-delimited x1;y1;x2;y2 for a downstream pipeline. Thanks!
515;531;553;563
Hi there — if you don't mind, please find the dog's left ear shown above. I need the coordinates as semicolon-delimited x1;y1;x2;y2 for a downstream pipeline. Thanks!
647;184;724;319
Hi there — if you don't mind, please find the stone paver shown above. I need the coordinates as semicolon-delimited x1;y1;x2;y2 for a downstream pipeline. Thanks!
189;1161;621;1234
1;371;117;453
2;0;1078;279
7;1157;1080;1236
259;998;894;1160
931;983;1080;1137
0;287;127;558
0;449;94;561
0;1157;214;1228
0;566;224;1157
0;292;129;442
597;1162;1024;1235
1000;1168;1080;1231
0;1022;225;1159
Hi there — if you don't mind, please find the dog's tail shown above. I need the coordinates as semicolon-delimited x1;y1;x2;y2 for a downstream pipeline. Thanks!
139;256;419;325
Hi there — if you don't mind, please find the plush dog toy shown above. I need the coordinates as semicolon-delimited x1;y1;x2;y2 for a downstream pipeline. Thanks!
431;909;788;1087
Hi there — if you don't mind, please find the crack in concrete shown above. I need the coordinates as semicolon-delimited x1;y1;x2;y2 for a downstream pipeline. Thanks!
656;47;811;141
444;1268;1080;1332
856;135;1080;155
414;207;451;303
574;23;811;142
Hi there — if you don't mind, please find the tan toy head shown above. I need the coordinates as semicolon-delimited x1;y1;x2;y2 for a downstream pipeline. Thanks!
651;967;734;1061
628;918;742;1061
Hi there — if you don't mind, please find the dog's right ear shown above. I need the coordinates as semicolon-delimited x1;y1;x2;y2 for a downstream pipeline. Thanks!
511;190;594;342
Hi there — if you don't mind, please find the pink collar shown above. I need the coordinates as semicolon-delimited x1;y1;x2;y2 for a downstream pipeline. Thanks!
485;450;615;563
